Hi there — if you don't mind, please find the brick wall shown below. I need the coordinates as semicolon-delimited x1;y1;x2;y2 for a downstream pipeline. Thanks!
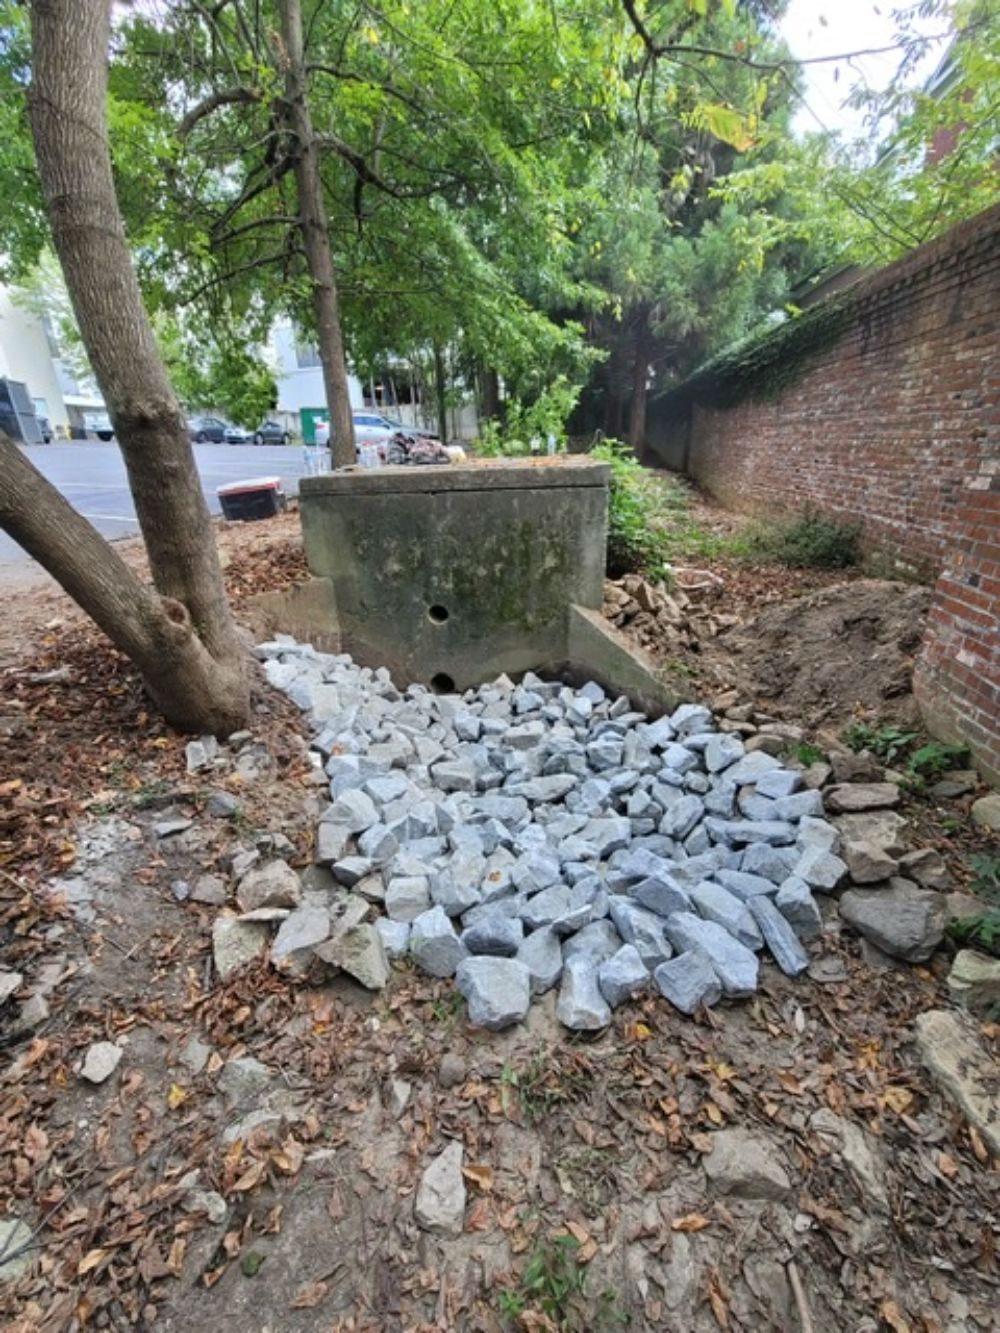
647;204;1000;782
913;462;1000;784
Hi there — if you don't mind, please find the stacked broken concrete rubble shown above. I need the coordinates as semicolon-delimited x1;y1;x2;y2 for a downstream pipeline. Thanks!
251;636;863;1032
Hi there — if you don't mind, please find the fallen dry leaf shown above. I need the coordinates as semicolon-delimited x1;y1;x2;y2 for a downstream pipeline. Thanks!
880;1298;912;1332
461;1164;494;1192
272;1136;305;1176
290;1280;328;1309
968;1127;989;1163
166;1083;188;1110
707;1270;729;1329
672;1213;712;1232
936;1151;959;1179
879;1086;914;1115
77;1248;109;1276
230;1159;267;1193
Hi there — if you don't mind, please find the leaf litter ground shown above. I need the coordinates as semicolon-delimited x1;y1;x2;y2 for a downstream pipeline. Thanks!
0;508;997;1332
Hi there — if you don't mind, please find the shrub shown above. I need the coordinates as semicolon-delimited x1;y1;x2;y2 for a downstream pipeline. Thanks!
743;504;861;569
843;722;919;766
590;440;671;578
474;376;581;456
947;853;1000;960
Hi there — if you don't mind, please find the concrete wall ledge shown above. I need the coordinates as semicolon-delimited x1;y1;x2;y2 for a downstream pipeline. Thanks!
301;457;610;496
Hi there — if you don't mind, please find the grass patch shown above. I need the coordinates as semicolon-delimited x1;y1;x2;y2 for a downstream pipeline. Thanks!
947;852;1000;960
590;440;673;579
500;1051;593;1123
737;504;861;569
497;1234;627;1330
843;721;970;790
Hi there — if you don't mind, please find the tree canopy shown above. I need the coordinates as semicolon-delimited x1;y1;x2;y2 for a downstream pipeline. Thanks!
1;0;995;438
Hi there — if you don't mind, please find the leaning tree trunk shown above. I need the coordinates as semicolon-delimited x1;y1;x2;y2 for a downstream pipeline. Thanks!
0;436;246;732
276;0;356;469
23;0;249;734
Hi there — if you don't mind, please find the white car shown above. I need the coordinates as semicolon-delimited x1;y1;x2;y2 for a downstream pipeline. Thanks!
352;411;396;449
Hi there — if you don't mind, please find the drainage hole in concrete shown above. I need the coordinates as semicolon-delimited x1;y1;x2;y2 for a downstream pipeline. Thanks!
430;672;455;694
428;604;450;624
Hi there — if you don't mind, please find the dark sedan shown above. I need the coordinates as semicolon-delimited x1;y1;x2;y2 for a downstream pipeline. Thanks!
188;416;227;443
253;419;291;445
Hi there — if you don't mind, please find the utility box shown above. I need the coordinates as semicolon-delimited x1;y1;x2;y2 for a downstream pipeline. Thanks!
299;407;330;446
299;458;610;690
217;475;286;522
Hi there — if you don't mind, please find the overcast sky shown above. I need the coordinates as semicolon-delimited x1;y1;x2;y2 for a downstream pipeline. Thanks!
778;0;953;141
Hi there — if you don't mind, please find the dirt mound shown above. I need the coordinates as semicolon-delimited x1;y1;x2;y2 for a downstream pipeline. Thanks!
706;578;933;730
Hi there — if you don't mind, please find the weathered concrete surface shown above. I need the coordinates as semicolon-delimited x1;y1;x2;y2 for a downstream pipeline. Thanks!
563;604;683;716
246;575;341;653
299;460;610;689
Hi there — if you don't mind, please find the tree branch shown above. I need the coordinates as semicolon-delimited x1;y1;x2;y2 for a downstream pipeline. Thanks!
178;86;263;137
307;62;429;118
178;246;303;306
620;0;957;75
316;132;442;200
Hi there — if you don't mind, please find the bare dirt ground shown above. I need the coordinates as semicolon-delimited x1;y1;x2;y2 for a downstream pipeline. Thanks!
1;506;998;1332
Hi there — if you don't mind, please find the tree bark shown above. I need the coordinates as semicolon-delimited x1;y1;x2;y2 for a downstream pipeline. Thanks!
628;334;650;453
276;0;356;469
433;342;449;446
24;0;249;734
0;435;248;732
479;364;500;422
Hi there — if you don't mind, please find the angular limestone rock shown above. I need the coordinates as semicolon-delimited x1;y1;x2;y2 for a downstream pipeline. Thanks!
661;912;759;997
748;894;809;977
455;956;531;1029
80;1041;122;1085
597;944;650;1007
320;923;390;989
653;950;721;1014
826;783;900;813
839;880;944;962
236;860;302;913
212;917;268;980
415;1140;466;1237
703;1128;791;1201
947;949;1000;1016
557;954;611;1030
914;1009;1000;1157
409;905;467;978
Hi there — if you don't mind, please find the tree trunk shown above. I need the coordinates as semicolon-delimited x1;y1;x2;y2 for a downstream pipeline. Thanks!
0;435;247;732
276;0;355;469
25;0;249;734
433;342;449;446
479;364;500;422
628;334;650;454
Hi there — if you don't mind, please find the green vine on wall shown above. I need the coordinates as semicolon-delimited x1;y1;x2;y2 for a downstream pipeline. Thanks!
667;291;855;412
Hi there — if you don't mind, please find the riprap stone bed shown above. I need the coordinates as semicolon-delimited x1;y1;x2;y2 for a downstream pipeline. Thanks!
261;638;841;1030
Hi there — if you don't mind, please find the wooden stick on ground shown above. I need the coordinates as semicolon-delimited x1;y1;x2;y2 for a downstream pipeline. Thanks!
787;1259;816;1333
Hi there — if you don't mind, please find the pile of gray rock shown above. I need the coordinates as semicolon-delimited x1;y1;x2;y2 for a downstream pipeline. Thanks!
250;636;872;1031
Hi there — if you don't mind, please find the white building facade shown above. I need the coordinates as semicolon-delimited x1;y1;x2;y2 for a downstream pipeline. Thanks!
0;285;104;436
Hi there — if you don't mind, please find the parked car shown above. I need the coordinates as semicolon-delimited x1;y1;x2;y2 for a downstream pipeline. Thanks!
224;424;249;445
87;412;115;441
37;415;52;443
352;411;397;450
253;419;290;446
382;415;439;441
188;415;227;443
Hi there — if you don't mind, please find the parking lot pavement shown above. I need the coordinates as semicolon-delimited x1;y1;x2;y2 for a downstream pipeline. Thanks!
0;440;308;573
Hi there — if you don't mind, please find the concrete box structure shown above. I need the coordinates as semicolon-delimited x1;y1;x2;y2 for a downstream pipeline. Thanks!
299;459;610;691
